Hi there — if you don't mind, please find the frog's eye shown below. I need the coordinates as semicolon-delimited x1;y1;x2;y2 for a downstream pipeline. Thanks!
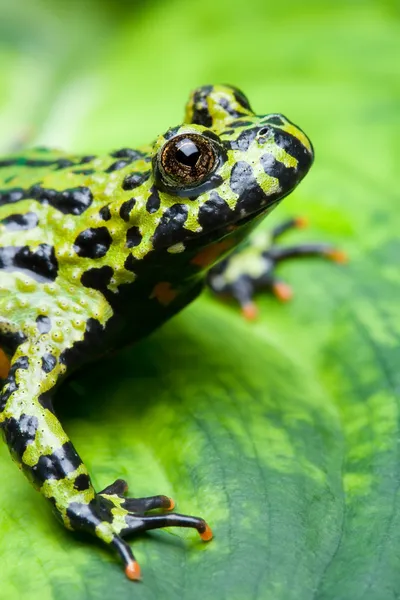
159;133;217;187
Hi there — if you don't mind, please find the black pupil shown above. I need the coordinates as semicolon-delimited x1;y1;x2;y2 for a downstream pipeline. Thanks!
175;138;201;167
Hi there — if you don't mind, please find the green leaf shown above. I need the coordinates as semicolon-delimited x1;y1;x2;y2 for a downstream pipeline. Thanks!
0;0;399;598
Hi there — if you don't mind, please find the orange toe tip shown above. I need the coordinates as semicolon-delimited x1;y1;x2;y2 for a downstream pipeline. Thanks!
241;302;258;320
166;497;175;511
295;216;308;228
325;249;348;264
125;561;141;581
272;282;293;302
199;523;213;542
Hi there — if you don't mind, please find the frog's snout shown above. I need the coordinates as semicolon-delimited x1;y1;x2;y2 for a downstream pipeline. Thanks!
264;120;314;189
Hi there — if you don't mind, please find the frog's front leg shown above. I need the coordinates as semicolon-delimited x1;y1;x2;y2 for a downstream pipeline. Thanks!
0;336;212;581
207;217;347;319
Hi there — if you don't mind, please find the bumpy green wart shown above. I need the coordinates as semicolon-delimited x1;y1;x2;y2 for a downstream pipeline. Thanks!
0;85;342;580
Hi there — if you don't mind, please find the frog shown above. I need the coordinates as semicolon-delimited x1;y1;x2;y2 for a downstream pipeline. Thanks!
0;85;344;581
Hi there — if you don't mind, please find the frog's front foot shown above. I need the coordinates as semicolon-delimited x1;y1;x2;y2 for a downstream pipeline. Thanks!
207;217;347;319
67;479;212;581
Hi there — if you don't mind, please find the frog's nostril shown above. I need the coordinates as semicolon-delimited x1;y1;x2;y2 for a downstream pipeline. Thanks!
258;127;271;137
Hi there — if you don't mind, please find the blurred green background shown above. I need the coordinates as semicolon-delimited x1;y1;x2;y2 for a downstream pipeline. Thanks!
0;0;399;599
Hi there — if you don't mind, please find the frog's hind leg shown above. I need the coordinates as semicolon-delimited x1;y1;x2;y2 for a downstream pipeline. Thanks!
207;217;347;319
0;333;212;581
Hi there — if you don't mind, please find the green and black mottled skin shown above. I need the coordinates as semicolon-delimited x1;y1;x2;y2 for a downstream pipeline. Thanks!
0;85;336;580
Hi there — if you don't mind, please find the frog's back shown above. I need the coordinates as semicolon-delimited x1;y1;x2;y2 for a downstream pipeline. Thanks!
0;146;148;228
0;146;153;271
0;146;153;340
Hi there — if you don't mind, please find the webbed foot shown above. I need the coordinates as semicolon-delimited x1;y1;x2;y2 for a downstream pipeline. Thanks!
207;217;347;319
67;478;212;581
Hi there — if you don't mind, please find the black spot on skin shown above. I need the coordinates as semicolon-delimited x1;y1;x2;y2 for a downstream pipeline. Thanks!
0;188;25;205
260;153;297;192
111;148;146;160
73;227;112;259
36;315;51;334
272;129;313;173
126;226;142;248
105;159;132;173
232;88;253;112
163;126;181;141
54;159;75;170
0;329;26;356
1;158;74;170
229;127;258;151
217;96;248;119
264;115;285;126
0;356;29;409
81;266;114;292
38;390;54;411
230;161;269;216
228;120;254;129
0;212;39;231
0;185;93;216
0;159;16;168
124;254;137;273
119;198;136;222
190;86;213;127
146;187;160;213
29;441;82;484
74;473;91;491
73;169;95;175
0;155;95;171
80;155;96;164
0;244;58;282
198;191;233;230
3;414;39;460
122;171;150;191
152;204;188;250
41;353;57;373
60;318;104;369
99;205;111;221
29;185;94;216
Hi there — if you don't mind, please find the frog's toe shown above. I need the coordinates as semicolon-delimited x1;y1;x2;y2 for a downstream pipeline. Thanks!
122;494;175;513
100;478;129;496
111;536;141;580
100;482;175;512
120;512;213;542
271;279;293;302
322;248;348;264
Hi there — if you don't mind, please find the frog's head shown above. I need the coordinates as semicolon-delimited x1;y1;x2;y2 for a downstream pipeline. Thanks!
121;85;313;283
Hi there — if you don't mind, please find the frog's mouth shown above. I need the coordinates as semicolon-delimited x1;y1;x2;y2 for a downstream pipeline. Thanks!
233;202;276;227
210;199;279;238
155;194;281;254
182;199;279;252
